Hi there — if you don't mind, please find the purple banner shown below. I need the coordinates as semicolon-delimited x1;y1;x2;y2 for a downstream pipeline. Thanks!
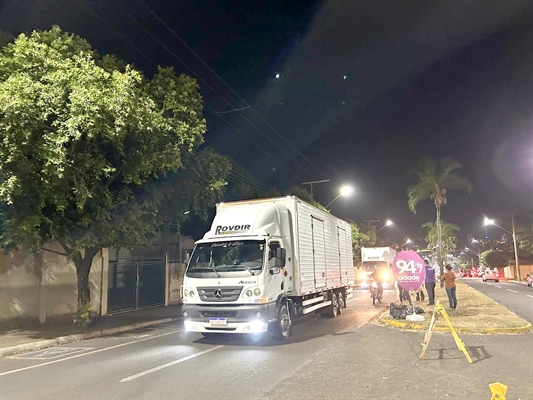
392;250;426;291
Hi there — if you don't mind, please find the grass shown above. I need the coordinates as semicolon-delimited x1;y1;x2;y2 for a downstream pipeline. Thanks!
379;280;531;333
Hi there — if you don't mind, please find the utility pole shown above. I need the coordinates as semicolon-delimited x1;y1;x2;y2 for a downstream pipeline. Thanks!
301;179;330;198
511;214;520;281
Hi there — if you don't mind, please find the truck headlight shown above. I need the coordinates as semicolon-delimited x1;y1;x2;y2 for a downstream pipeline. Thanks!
189;291;195;298
253;288;261;296
245;290;253;297
183;289;189;297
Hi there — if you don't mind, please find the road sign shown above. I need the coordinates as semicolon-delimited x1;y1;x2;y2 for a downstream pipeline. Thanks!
392;250;425;291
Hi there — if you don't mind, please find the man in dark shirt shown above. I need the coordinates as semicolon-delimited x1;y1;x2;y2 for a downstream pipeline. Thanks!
424;259;436;305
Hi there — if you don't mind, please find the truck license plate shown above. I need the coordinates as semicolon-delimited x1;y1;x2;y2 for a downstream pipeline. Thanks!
209;317;227;326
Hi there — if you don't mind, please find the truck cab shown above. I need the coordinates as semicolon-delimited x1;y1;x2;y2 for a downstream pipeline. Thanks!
181;201;292;337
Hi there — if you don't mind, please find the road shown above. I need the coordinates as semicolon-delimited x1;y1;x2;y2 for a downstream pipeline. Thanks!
462;278;533;323
1;287;532;399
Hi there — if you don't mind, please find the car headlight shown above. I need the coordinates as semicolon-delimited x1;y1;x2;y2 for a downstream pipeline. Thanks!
245;289;253;297
253;288;261;296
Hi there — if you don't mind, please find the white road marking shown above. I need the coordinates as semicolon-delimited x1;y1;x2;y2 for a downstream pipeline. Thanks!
347;297;360;303
527;295;533;299
0;329;183;377
506;289;518;293
494;285;502;288
120;345;224;382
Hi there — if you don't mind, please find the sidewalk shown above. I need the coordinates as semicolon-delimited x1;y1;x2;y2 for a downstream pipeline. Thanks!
378;280;532;333
0;304;182;356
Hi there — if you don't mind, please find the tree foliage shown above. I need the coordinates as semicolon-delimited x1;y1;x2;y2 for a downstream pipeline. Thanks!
516;226;533;255
480;250;509;269
350;221;377;263
288;186;329;212
422;220;459;250
0;26;229;307
407;157;472;280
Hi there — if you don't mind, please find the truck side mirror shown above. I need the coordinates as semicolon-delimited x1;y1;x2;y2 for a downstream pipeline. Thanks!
274;248;286;268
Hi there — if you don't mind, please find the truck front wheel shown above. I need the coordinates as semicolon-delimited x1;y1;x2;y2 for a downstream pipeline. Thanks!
271;304;291;340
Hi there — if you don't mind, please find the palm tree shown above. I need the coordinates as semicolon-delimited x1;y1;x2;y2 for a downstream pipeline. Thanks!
407;158;472;283
422;221;460;251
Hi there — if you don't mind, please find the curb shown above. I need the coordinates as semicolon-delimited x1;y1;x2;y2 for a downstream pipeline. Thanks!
0;317;178;357
377;314;532;334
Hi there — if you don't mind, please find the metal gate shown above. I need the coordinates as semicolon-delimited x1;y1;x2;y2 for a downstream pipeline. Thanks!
107;259;165;313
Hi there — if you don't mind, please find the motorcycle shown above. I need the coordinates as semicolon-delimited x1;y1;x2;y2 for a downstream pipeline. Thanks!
527;275;532;288
369;280;383;305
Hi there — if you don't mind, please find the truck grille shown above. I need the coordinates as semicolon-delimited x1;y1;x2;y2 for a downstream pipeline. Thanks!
197;286;242;302
200;310;239;318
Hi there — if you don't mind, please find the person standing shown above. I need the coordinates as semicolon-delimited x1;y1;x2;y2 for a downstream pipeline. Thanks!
424;259;436;305
441;264;457;309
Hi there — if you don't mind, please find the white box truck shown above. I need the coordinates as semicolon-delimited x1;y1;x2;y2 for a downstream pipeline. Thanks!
358;246;396;287
181;196;354;339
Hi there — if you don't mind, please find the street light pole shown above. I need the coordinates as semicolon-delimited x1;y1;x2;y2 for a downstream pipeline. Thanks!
325;185;353;208
511;214;520;281
376;220;393;234
325;193;342;208
484;216;520;281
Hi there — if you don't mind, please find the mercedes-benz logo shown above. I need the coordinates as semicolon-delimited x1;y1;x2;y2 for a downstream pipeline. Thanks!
213;289;223;299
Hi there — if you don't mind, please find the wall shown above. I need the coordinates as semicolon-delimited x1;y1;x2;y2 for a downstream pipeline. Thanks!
502;264;533;281
0;244;108;322
167;262;186;305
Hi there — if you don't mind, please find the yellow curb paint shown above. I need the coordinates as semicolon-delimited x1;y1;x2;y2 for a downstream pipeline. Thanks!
378;314;532;334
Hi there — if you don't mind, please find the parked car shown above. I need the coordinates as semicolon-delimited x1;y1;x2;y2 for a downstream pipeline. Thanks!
482;269;500;282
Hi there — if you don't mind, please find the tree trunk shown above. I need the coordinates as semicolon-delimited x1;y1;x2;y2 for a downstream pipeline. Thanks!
436;204;444;288
73;247;100;308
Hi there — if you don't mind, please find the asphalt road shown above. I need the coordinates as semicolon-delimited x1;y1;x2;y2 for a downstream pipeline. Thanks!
1;288;532;400
462;278;533;323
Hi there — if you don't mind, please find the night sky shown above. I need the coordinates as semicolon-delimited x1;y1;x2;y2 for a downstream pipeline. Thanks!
1;0;532;246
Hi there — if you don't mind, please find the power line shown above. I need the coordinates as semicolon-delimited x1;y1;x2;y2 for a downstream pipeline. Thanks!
137;0;328;179
213;106;250;114
109;1;317;180
83;2;300;188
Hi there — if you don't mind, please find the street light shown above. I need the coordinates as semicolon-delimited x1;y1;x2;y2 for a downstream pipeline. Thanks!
483;216;520;281
464;247;477;268
376;219;393;234
325;185;353;208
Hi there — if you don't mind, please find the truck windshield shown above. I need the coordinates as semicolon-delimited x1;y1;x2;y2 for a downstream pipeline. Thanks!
186;240;265;277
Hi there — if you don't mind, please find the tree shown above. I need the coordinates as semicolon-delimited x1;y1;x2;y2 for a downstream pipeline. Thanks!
480;250;509;269
288;186;329;212
407;157;472;283
0;27;229;312
422;220;459;251
349;221;377;264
